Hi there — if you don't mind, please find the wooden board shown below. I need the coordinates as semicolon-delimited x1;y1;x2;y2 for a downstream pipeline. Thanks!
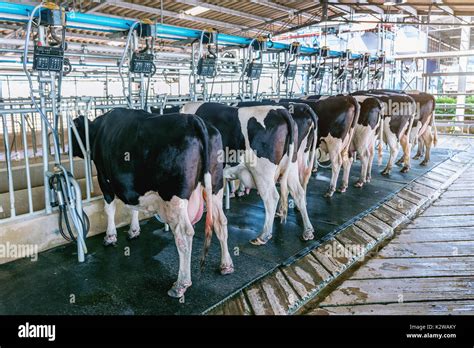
396;188;428;205
319;277;474;305
377;240;474;258
421;205;474;216
423;171;451;183
394;227;474;243
354;214;392;240
312;300;474;315
349;256;474;279
281;253;331;299
371;204;407;227
440;190;474;199
407;215;474;229
432;197;474;207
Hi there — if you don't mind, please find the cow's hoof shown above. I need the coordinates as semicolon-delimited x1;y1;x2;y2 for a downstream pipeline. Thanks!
250;236;271;246
413;155;421;160
366;176;372;183
381;170;390;176
420;160;429;166
400;166;410;173
220;264;234;275
103;235;117;247
338;185;348;193
302;228;315;241
324;187;335;198
354;181;364;188
127;228;141;240
167;282;191;298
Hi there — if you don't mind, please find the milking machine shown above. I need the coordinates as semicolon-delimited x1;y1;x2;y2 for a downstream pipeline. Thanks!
310;46;329;95
352;52;371;91
119;19;156;111
239;36;266;101
22;2;88;262
190;28;218;101
370;52;386;89
334;49;351;94
281;42;300;98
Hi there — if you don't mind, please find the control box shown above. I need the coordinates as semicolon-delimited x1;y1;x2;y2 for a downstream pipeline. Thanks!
197;57;217;77
246;62;263;79
130;52;155;74
33;45;64;72
284;64;297;79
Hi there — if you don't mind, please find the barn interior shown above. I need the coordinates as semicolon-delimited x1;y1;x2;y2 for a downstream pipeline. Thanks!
0;1;473;316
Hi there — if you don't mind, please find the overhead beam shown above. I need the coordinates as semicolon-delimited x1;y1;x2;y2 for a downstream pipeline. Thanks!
395;4;418;17
87;0;110;13
172;0;288;28
106;0;256;33
238;3;322;34
249;0;314;21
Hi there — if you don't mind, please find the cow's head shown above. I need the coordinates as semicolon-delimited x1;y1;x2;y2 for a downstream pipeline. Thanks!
70;115;88;158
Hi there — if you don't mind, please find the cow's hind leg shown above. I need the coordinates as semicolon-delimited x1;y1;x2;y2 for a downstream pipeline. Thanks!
103;199;118;246
288;162;314;241
420;126;433;166
381;129;399;176
249;169;279;245
339;152;353;193
166;198;194;298
400;133;412;173
127;209;141;240
212;189;234;274
413;136;424;160
366;140;375;183
355;149;369;188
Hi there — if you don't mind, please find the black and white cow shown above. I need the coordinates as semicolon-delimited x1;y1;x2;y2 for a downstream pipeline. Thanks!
351;90;416;175
364;89;437;166
72;108;233;298
181;102;315;245
236;100;318;194
350;96;383;187
407;91;437;165
279;96;360;197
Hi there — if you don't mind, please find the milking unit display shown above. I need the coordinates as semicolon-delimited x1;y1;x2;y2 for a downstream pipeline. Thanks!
0;1;472;322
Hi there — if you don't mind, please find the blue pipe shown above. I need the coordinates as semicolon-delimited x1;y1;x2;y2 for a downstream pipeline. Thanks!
0;1;376;59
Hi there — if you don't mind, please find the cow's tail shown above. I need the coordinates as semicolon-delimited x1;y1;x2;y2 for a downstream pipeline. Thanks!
278;107;295;224
193;115;213;270
377;99;385;166
344;96;360;161
280;107;295;158
377;116;384;166
308;108;319;175
431;95;438;147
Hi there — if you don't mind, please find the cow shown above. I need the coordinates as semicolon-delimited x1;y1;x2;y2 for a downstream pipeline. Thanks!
350;96;384;187
351;90;416;175
236;100;318;194
71;108;233;298
404;91;437;166
364;89;437;166
278;96;360;197
181;102;315;245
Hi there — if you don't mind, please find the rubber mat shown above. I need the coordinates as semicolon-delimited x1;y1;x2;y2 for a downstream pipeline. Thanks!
0;147;459;315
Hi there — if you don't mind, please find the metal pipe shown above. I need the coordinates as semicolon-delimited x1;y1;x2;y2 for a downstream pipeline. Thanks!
1;113;16;217
20;113;33;214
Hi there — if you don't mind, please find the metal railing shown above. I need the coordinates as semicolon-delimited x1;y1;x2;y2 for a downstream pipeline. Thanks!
1;92;295;223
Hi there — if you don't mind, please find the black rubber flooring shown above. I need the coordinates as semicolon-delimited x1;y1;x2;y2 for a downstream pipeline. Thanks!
0;147;458;315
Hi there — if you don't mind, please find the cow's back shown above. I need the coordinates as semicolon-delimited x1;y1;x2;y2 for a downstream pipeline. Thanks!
91;109;205;203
